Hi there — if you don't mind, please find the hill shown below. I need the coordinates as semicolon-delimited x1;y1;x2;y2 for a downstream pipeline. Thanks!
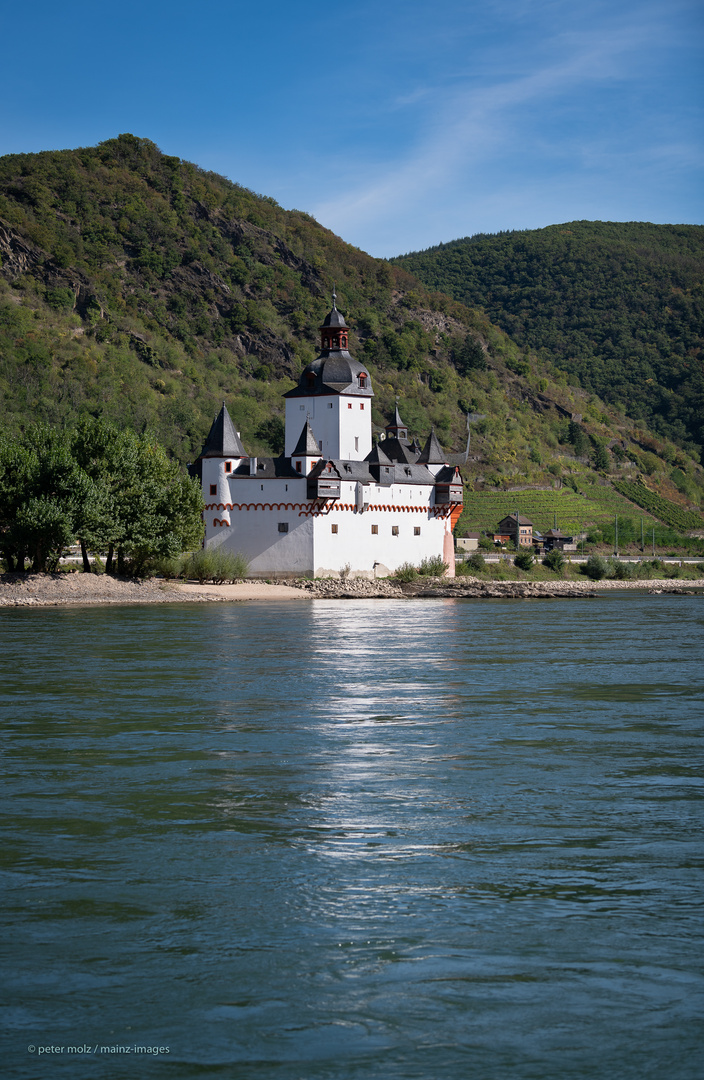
0;136;702;540
391;222;704;458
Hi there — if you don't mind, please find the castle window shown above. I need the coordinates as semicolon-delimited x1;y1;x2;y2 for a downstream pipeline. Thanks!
392;526;399;536
278;522;289;533
328;402;333;409
358;373;367;387
355;437;359;452
331;524;338;534
414;527;421;536
371;524;378;535
225;462;232;473
295;461;302;472
360;403;364;410
348;403;352;409
209;484;216;495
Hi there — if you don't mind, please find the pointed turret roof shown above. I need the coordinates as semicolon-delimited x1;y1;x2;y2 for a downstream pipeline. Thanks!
292;419;321;457
385;403;409;439
366;441;392;465
417;428;447;465
200;402;247;458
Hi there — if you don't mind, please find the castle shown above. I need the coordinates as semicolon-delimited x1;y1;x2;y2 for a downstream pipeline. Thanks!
190;296;463;578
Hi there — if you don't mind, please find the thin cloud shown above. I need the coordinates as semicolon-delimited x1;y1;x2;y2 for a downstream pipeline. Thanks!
312;8;691;250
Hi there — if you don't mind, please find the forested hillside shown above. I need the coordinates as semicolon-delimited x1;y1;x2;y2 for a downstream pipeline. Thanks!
392;222;704;457
1;136;702;533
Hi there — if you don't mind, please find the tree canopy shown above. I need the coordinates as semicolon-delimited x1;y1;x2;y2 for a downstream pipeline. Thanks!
0;419;203;573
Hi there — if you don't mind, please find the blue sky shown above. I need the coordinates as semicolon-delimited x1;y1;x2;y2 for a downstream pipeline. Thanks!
2;0;702;256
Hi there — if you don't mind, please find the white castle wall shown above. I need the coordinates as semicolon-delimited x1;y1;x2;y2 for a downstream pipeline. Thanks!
285;395;371;460
203;473;456;578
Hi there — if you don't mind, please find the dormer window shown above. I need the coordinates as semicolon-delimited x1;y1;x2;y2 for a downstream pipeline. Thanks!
358;373;367;388
306;372;315;388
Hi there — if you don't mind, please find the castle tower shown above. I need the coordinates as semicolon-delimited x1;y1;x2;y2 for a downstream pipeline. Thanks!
284;293;373;460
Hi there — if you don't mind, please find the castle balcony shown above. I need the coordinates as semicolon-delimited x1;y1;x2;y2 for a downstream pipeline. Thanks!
307;477;341;500
434;483;463;505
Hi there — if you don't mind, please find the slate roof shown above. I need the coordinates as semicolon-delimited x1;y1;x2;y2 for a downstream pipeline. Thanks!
434;464;462;483
417;428;447;465
230;455;300;480
285;353;374;399
375;436;418;464
291;419;322;456
498;513;534;526
366;441;393;465
321;303;348;328
385;404;408;436
199;403;247;458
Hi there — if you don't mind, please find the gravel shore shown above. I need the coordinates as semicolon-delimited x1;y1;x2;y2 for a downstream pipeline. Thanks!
1;572;702;609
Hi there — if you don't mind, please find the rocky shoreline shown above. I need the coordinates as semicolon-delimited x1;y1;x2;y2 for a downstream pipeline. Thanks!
294;575;704;599
1;571;702;609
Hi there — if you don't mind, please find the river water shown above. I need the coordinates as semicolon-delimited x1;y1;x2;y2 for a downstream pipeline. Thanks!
1;596;703;1079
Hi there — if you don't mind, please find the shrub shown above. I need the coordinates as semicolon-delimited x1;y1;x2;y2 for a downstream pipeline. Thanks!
183;548;249;583
583;554;607;580
418;555;449;577
514;550;534;571
153;554;184;580
543;549;565;572
394;561;418;582
465;551;486;572
608;559;633;580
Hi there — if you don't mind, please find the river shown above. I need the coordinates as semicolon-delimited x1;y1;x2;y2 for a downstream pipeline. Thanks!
1;595;703;1078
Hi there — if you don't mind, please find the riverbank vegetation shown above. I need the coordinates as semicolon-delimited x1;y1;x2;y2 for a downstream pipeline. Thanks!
456;555;704;583
0;418;203;573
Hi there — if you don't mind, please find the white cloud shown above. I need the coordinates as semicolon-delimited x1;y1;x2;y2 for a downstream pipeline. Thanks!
311;5;696;254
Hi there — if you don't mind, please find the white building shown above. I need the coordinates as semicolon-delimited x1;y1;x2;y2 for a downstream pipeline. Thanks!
190;296;463;578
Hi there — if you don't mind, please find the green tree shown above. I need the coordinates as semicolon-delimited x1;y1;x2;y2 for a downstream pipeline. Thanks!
543;548;565;572
514;550;534;571
0;425;92;571
0;420;203;575
592;441;610;471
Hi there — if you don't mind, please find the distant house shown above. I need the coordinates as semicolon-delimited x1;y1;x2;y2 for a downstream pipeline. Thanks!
456;530;481;552
543;529;576;552
495;514;533;547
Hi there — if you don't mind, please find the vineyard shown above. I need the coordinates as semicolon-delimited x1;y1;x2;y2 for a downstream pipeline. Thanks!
612;482;704;531
456;486;662;535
